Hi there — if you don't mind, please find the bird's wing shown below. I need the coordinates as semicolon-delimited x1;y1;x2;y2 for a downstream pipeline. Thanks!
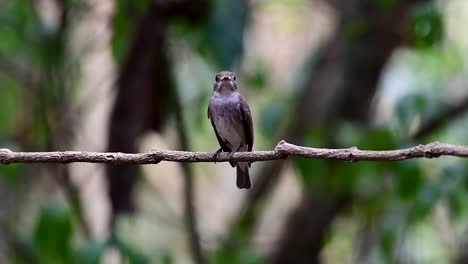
239;99;254;152
208;104;231;152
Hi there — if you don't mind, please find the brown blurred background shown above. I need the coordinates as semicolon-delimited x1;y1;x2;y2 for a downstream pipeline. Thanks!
1;0;468;263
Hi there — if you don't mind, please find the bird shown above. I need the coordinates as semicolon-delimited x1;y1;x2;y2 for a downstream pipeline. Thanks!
208;71;254;189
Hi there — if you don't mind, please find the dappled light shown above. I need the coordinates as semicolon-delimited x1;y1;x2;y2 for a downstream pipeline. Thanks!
1;0;468;263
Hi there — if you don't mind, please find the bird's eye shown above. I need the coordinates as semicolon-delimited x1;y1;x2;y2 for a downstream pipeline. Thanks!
215;75;220;82
233;75;236;81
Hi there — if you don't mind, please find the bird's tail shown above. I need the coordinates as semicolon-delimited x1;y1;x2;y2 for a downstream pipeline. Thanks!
236;162;251;189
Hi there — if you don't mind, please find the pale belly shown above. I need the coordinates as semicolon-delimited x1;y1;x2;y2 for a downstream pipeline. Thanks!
210;96;246;151
212;116;244;150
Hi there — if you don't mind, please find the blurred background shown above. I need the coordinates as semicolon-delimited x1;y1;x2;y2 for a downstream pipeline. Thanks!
1;0;468;263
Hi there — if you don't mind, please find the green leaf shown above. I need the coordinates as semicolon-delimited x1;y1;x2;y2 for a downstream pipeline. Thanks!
380;228;396;262
244;64;268;90
410;3;443;49
409;181;439;222
0;163;25;183
33;202;73;264
292;157;325;189
438;165;465;217
344;162;385;197
200;0;248;68
359;128;396;150
0;24;18;54
0;0;37;54
394;160;423;200
408;164;463;222
73;240;107;264
111;0;150;63
336;124;396;149
395;93;427;133
212;243;263;264
113;235;149;264
0;72;20;137
292;129;328;189
372;0;394;9
161;252;173;264
447;190;465;218
334;122;365;147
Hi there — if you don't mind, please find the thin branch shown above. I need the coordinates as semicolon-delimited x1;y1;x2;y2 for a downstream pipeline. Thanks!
1;141;468;165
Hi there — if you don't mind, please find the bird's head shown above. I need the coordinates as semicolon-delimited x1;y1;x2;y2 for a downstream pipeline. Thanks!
213;71;237;94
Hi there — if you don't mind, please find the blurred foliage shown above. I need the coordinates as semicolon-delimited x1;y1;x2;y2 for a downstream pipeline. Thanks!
111;0;150;63
410;3;443;49
0;0;40;57
243;63;268;91
294;125;398;194
0;74;19;139
394;160;423;201
73;240;106;264
34;203;73;263
172;0;248;69
1;0;468;263
213;244;263;264
293;128;327;189
12;202;151;263
395;93;429;136
112;234;150;264
372;0;395;10
0;163;25;184
202;0;247;68
343;21;369;39
259;100;287;138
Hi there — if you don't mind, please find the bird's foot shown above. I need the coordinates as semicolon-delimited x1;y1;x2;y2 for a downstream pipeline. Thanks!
213;148;223;163
228;151;237;167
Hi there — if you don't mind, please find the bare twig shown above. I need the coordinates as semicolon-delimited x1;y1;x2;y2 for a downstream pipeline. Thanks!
1;141;468;165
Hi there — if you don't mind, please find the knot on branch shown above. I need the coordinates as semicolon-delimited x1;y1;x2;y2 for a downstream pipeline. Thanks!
423;141;442;158
346;146;359;162
105;154;116;161
149;149;164;164
274;140;291;158
275;140;288;152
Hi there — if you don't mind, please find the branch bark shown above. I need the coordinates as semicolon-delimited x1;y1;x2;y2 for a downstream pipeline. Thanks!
1;141;468;165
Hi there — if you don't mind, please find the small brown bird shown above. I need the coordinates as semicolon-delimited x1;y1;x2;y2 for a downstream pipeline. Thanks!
208;71;254;189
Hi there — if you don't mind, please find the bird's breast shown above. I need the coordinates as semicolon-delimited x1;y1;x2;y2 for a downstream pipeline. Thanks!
209;96;245;149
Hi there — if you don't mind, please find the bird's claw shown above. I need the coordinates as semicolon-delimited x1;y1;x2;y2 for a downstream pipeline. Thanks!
213;148;222;163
